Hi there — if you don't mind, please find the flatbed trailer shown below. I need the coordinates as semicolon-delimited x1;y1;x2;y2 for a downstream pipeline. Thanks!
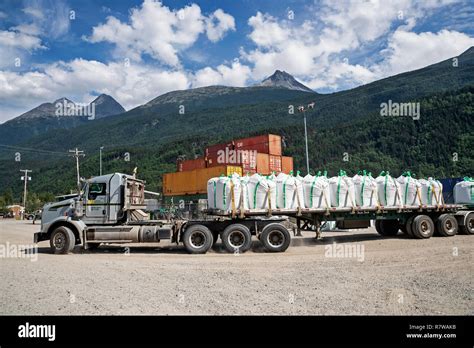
34;172;473;255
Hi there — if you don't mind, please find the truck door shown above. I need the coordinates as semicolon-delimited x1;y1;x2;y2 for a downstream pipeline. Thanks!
84;182;108;222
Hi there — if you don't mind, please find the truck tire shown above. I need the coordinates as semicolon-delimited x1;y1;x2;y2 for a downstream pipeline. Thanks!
183;225;213;254
50;226;75;254
412;215;434;239
405;216;415;238
375;220;382;234
435;214;458;237
459;212;474;235
221;224;252;253
377;220;399;236
260;223;291;253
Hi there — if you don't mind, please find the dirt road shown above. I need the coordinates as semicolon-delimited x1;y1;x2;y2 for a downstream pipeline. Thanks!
0;219;472;315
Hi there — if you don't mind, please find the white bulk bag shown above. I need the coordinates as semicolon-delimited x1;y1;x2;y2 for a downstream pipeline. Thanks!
207;177;219;209
275;173;304;209
329;172;356;208
353;172;378;207
397;173;422;206
239;174;251;210
375;172;402;207
302;174;331;208
213;175;242;212
454;178;474;204
248;174;276;210
419;178;443;205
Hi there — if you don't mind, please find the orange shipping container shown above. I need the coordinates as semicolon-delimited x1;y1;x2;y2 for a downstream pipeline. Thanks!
234;134;282;156
163;165;242;196
256;153;270;175
269;155;282;172
281;156;294;174
177;157;206;172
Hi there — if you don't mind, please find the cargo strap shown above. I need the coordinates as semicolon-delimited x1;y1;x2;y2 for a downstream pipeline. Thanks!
416;187;423;209
322;189;330;215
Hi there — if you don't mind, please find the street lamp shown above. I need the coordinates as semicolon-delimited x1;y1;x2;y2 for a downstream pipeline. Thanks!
100;146;104;176
298;102;315;174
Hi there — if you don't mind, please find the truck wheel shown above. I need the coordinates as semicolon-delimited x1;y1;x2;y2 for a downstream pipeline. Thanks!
50;226;75;254
260;223;291;253
375;220;382;234
435;214;458;237
412;215;434;239
405;216;415;238
221;224;252;253
377;220;399;236
459;213;474;235
183;225;213;254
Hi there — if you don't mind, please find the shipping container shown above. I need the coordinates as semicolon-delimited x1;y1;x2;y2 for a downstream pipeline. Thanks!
177;157;206;172
205;141;235;157
234;134;282;156
163;165;242;196
281;156;294;174
206;146;257;171
256;153;270;175
269;155;282;172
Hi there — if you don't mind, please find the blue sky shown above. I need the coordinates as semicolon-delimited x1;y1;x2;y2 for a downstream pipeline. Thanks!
1;0;473;122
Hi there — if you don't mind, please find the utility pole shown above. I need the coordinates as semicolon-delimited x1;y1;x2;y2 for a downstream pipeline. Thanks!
298;105;311;174
20;169;32;219
99;146;104;176
69;148;85;193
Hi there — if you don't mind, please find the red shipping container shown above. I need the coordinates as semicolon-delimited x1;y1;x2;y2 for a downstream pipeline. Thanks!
269;155;282;172
281;156;294;174
178;157;206;172
206;146;257;171
234;134;282;156
205;141;235;157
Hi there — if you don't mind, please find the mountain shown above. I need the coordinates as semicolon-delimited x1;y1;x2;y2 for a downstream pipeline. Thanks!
257;70;315;92
90;94;126;119
0;47;473;197
0;94;125;145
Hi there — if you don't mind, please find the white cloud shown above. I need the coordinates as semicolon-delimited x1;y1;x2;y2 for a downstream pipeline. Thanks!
0;28;44;50
86;0;235;66
205;9;236;42
22;6;44;19
0;59;190;122
240;0;471;90
192;60;251;87
376;29;474;75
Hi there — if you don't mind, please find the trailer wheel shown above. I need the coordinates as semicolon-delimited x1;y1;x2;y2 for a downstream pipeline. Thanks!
50;226;75;254
260;223;291;253
412;215;434;239
459;212;474;235
375;220;382;234
377;220;399;236
183;225;213;254
405;216;415;238
221;224;252;253
435;214;458;237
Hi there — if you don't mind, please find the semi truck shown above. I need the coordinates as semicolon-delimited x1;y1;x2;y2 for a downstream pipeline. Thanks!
34;172;474;254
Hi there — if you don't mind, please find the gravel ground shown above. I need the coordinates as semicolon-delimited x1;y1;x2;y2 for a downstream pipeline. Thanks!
0;219;472;315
